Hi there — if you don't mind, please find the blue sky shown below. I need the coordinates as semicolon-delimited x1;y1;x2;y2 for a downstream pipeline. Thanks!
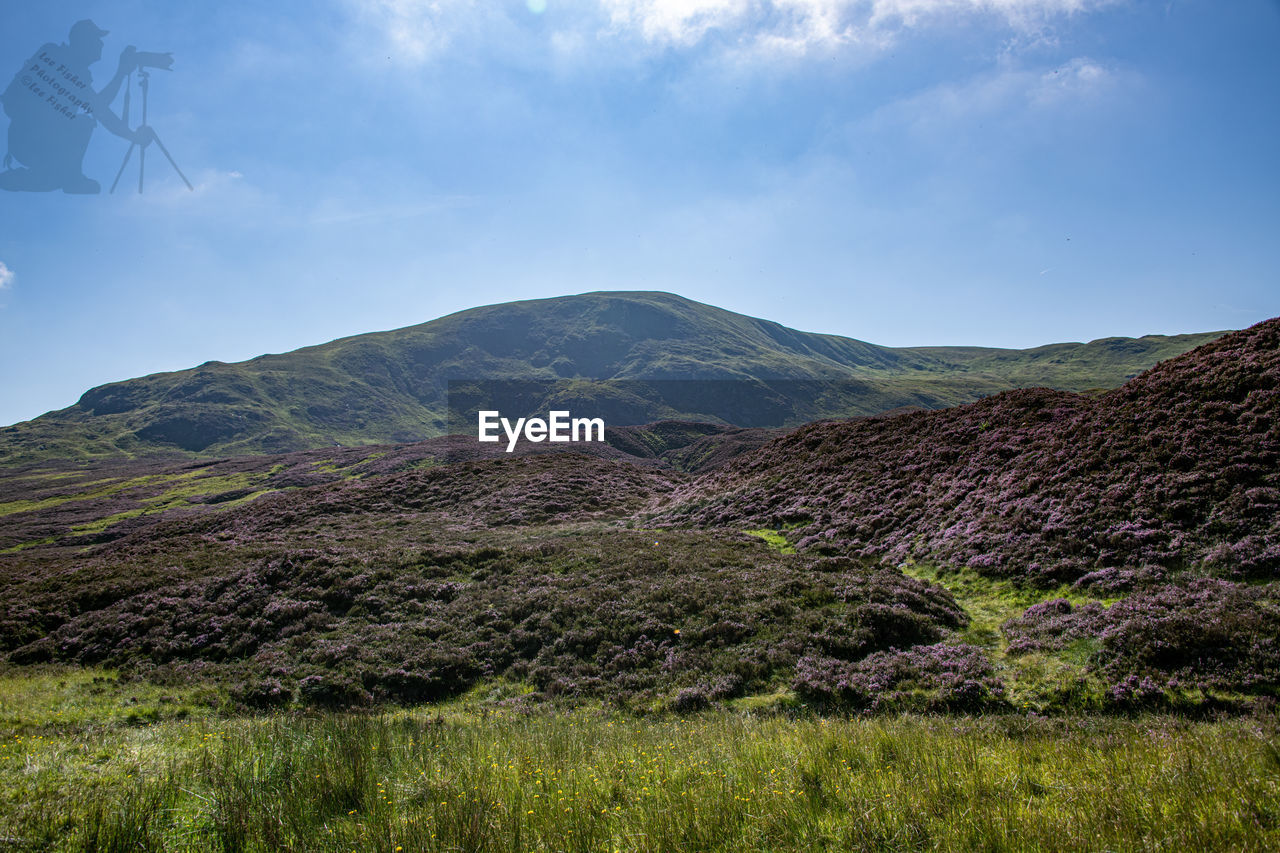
0;0;1277;427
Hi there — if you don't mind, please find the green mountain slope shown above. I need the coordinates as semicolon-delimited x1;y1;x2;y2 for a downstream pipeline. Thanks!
0;291;1224;462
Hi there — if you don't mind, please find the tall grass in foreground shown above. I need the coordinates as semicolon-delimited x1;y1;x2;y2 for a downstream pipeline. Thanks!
3;696;1278;852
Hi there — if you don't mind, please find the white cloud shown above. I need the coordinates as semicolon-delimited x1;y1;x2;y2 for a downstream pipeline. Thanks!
868;0;1113;29
344;0;512;65
863;54;1121;136
601;0;751;47
356;0;453;62
602;0;1120;54
600;0;898;58
344;0;1122;64
0;261;13;291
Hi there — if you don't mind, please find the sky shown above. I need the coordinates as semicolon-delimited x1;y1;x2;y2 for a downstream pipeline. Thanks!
0;0;1277;427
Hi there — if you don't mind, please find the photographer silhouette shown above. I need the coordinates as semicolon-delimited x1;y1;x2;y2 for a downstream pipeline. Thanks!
1;20;164;194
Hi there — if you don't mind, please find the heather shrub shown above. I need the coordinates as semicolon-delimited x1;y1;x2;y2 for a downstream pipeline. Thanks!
1096;579;1280;690
1072;565;1166;593
1002;598;1107;656
1107;675;1165;709
298;673;371;707
1003;578;1280;702
10;533;966;709
793;643;1005;712
659;319;1280;584
670;674;743;713
231;677;292;709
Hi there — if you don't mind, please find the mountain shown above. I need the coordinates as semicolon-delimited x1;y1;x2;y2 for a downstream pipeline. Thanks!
1;319;1276;714
657;317;1280;584
0;291;1224;463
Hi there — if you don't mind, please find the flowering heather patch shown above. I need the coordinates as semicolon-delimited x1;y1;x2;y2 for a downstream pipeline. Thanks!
793;643;1005;712
26;452;684;557
1071;565;1167;593
1001;598;1108;656
0;426;754;553
6;529;966;709
658;318;1280;584
1002;579;1280;701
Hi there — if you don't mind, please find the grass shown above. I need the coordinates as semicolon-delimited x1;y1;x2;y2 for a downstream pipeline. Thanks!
67;485;279;535
0;476;153;518
0;536;57;554
0;465;284;546
1;668;1278;852
899;563;1122;712
899;563;1115;652
744;529;797;554
0;668;218;732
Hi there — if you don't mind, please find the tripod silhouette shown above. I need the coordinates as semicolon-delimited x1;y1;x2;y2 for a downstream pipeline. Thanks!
110;68;192;193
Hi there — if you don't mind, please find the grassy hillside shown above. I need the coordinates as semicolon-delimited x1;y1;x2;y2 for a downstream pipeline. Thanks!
659;316;1280;584
0;292;1223;463
0;420;774;555
0;318;1275;718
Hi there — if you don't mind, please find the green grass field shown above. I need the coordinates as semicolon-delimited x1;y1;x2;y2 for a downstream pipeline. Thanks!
2;668;1277;852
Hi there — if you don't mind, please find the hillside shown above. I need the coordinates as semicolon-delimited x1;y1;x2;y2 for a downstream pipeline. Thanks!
657;317;1280;584
0;317;1276;716
0;420;774;555
0;291;1223;462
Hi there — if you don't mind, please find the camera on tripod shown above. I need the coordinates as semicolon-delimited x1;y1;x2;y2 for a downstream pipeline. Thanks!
133;51;174;72
110;47;191;194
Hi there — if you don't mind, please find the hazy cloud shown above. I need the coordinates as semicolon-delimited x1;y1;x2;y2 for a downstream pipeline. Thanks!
0;261;13;291
863;54;1122;137
603;0;1118;52
600;0;883;57
346;0;1123;64
1031;56;1112;104
868;0;1115;28
345;0;505;64
307;195;472;227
